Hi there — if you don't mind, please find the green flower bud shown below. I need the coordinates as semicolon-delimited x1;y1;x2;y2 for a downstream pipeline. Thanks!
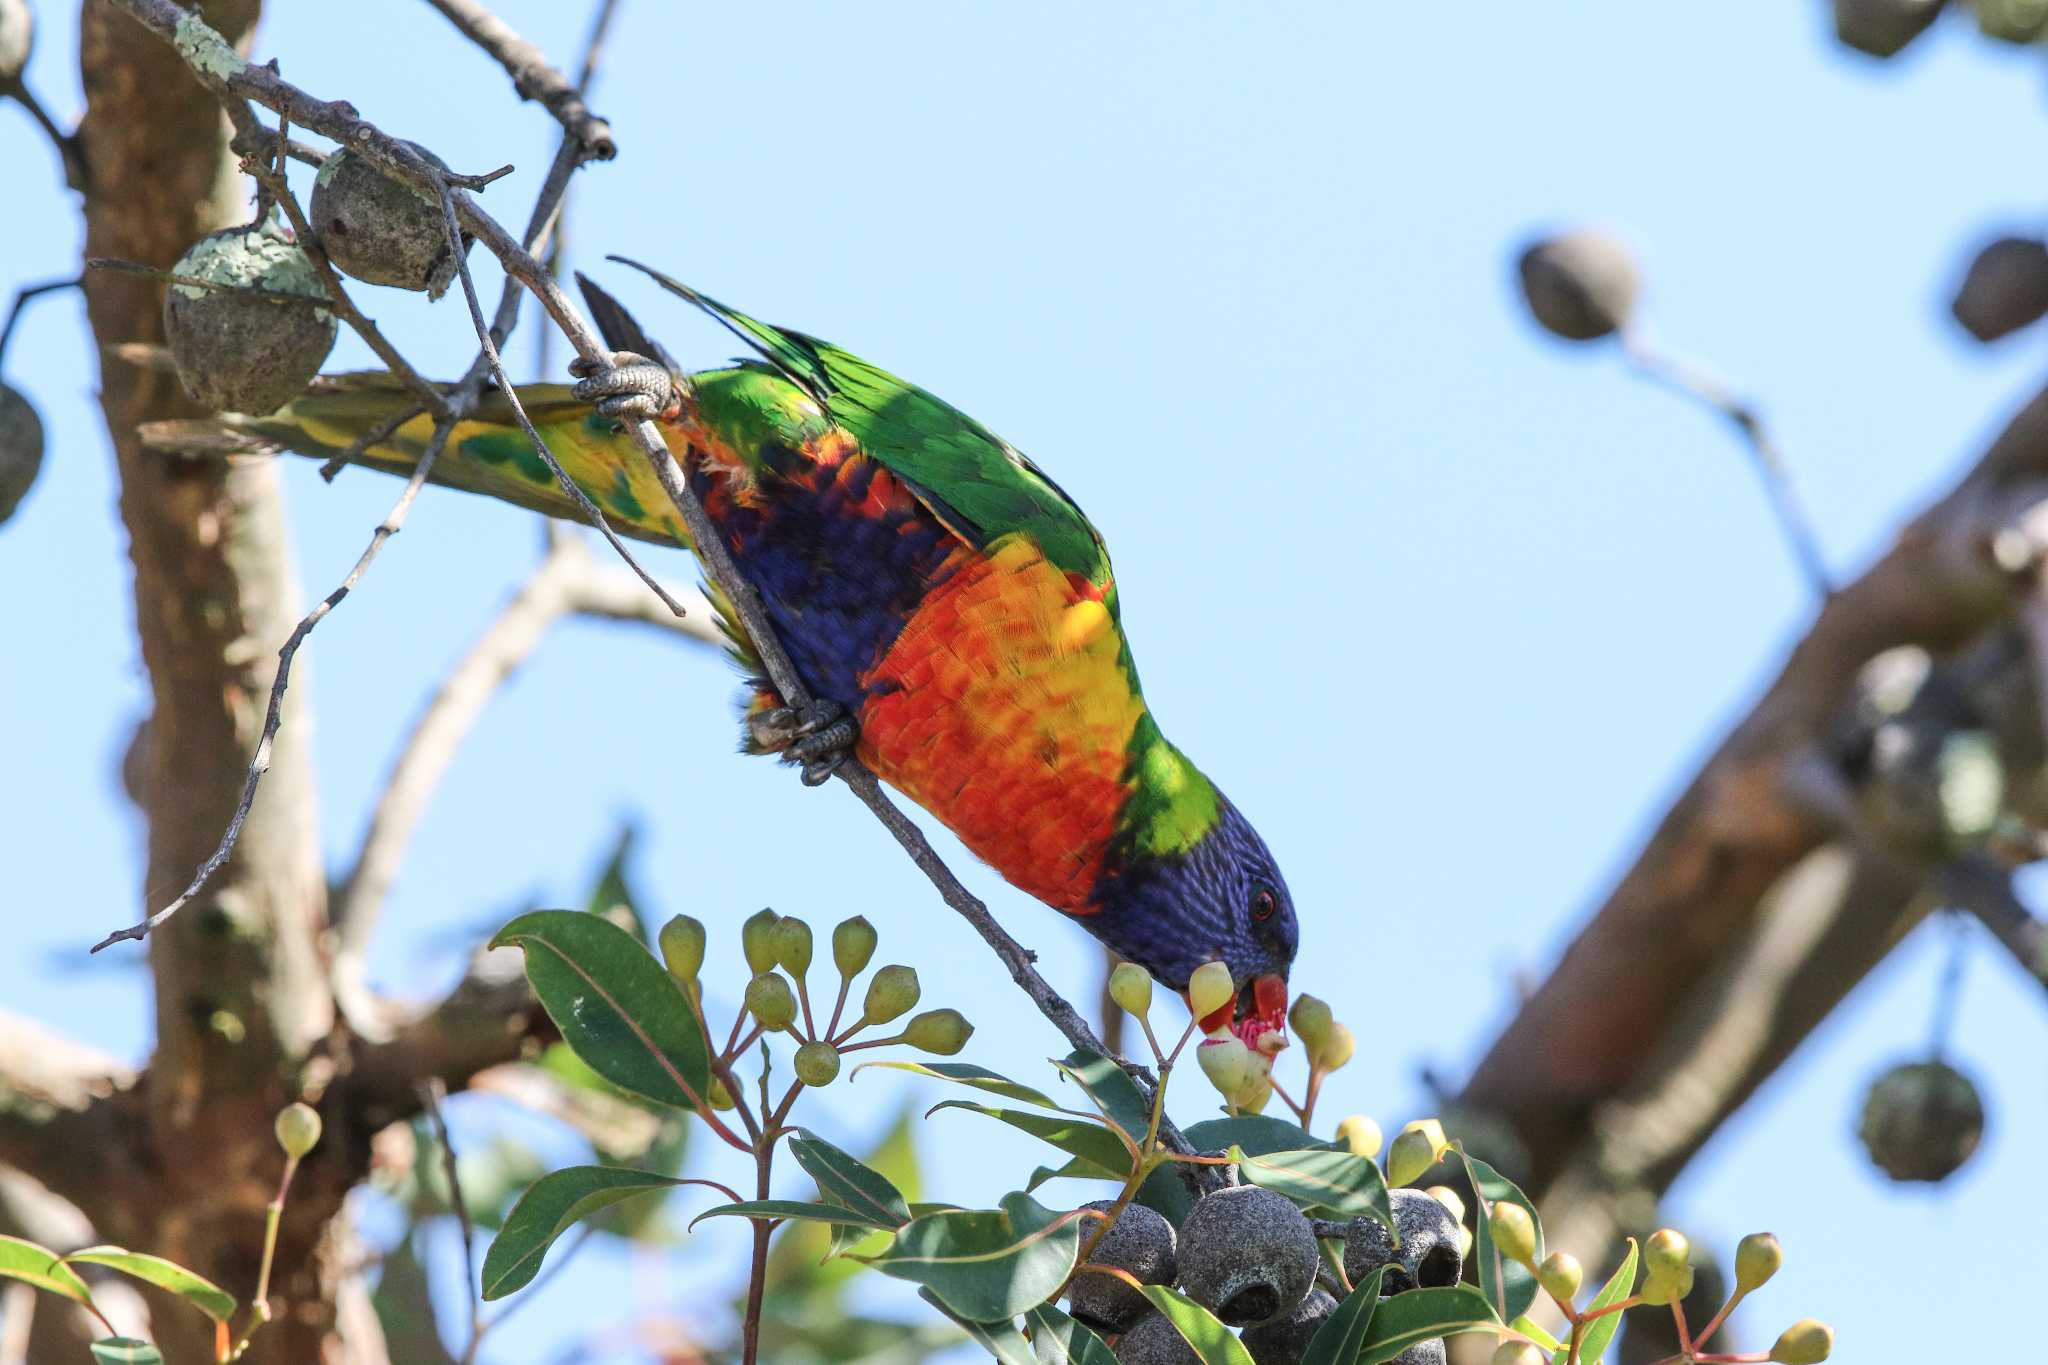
741;909;780;974
1487;1200;1538;1267
902;1008;973;1055
274;1102;322;1159
657;914;706;982
745;971;798;1032
1769;1320;1834;1365
831;915;877;979
1234;1068;1273;1115
1538;1250;1583;1304
708;1077;735;1111
1644;1228;1690;1279
1109;962;1153;1017
1491;1344;1546;1365
862;964;921;1026
1335;1115;1383;1159
1317;1021;1357;1072
1288;994;1332;1052
1187;961;1234;1024
1197;1036;1251;1098
1424;1185;1466;1224
794;1040;842;1087
771;915;813;979
1735;1231;1784;1295
1386;1119;1448;1187
1637;1263;1694;1307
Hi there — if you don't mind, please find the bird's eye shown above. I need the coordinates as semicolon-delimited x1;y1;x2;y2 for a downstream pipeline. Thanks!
1250;887;1278;922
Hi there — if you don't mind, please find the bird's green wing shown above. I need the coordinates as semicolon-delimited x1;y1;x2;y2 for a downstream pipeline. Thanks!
606;257;1113;587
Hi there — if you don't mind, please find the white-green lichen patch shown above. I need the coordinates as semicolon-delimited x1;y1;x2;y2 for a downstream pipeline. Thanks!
170;219;328;313
171;12;248;84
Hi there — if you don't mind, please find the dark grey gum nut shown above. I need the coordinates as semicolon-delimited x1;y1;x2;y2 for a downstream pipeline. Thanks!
1952;237;2048;343
163;224;337;415
1343;1189;1464;1295
310;146;472;298
1388;1337;1446;1365
1112;1311;1200;1364
1067;1200;1178;1334
1832;0;1945;58
0;383;45;526
1516;230;1639;342
1176;1185;1318;1328
1856;1060;1985;1183
1242;1286;1336;1365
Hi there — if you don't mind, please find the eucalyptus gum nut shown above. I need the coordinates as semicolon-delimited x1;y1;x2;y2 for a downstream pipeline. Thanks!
1111;1312;1199;1364
1978;0;2048;43
1066;1200;1177;1334
1241;1286;1335;1365
1176;1185;1317;1327
1951;236;2048;342
163;223;337;415
309;145;471;297
0;0;31;84
1516;230;1639;342
0;382;45;526
1343;1189;1465;1295
1856;1060;1984;1182
1831;0;1945;57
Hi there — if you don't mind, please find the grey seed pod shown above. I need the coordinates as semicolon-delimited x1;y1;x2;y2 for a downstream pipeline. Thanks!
1176;1185;1318;1328
1111;1312;1200;1364
163;222;336;415
1066;1200;1178;1334
0;381;45;525
1516;230;1639;343
1241;1286;1336;1365
120;715;152;807
1978;0;2048;44
0;0;31;85
1343;1188;1465;1297
310;145;472;298
1387;1338;1446;1365
1831;0;1946;58
1856;1059;1985;1183
1951;236;2048;343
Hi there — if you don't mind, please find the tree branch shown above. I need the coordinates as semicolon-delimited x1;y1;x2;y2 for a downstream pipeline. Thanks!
421;0;614;160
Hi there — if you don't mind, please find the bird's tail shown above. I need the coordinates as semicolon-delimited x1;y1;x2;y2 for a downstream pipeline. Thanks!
142;370;693;551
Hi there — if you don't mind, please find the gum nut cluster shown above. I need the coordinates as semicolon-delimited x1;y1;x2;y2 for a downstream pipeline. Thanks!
1113;1311;1199;1364
163;221;337;415
0;381;44;526
1856;1059;1984;1182
1516;229;1639;342
1832;0;1944;57
1175;1185;1318;1328
310;145;472;298
0;0;30;84
1343;1188;1466;1295
1951;235;2048;343
1065;1200;1177;1333
1240;1286;1335;1365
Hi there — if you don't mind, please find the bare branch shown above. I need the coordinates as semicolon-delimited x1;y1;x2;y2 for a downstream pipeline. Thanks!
0;276;79;369
417;1079;482;1357
1933;855;2048;995
0;73;89;191
422;0;615;161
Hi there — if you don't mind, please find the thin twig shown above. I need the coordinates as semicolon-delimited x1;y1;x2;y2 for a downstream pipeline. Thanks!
85;257;339;311
422;0;616;160
0;275;80;370
418;1080;483;1358
318;404;422;483
1931;855;2048;996
1;76;89;190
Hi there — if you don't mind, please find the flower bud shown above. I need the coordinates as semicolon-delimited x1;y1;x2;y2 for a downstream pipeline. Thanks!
831;915;877;978
1735;1232;1783;1295
794;1040;842;1087
1644;1228;1690;1279
902;1008;973;1055
657;914;706;982
1538;1250;1583;1304
1197;1035;1251;1099
708;1076;735;1110
745;971;798;1032
274;1102;322;1159
1487;1200;1537;1267
1288;994;1332;1053
1424;1186;1466;1224
1491;1344;1546;1365
1637;1263;1694;1307
1109;962;1153;1017
1317;1022;1356;1073
1235;1069;1273;1115
1769;1320;1834;1364
862;964;921;1026
1335;1115;1383;1159
771;915;813;979
1386;1119;1448;1187
741;909;780;974
1188;961;1234;1025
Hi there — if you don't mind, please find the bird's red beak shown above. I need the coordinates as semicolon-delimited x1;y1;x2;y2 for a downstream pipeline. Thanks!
1196;973;1289;1053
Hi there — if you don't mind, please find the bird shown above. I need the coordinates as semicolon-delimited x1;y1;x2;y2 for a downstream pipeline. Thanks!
221;262;1297;1039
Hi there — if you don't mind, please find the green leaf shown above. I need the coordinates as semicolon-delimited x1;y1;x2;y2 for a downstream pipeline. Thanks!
480;1165;687;1299
1510;1314;1561;1352
491;910;711;1110
871;1192;1079;1322
691;1200;898;1232
1025;1158;1118;1193
1024;1302;1119;1363
1355;1284;1500;1364
1229;1145;1392;1224
1136;1115;1328;1226
1301;1265;1386;1365
1459;1148;1542;1323
915;1288;1037;1364
89;1339;162;1365
583;822;654;940
788;1129;913;1228
1553;1239;1637;1365
1050;1050;1153;1145
64;1247;235;1323
1136;1284;1256;1364
853;1060;1063;1110
927;1102;1133;1179
0;1234;94;1310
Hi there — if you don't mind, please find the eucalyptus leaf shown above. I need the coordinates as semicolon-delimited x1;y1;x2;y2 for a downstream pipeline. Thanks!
1137;1284;1257;1364
1051;1050;1153;1145
65;1247;236;1323
853;1060;1063;1110
1229;1145;1392;1223
0;1234;93;1310
871;1192;1079;1322
89;1339;162;1365
915;1288;1038;1364
481;1165;688;1299
1301;1265;1386;1365
690;1199;897;1232
926;1102;1132;1179
1459;1148;1543;1323
789;1129;913;1227
1355;1284;1500;1364
1025;1302;1120;1363
1552;1239;1636;1365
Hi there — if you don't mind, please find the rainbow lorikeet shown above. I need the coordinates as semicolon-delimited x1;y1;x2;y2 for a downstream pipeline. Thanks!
229;264;1297;1036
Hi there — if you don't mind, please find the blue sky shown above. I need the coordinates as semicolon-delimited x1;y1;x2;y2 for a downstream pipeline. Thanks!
4;2;2045;1361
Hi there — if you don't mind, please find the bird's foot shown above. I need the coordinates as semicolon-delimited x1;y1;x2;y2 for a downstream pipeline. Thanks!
748;698;859;787
569;350;679;424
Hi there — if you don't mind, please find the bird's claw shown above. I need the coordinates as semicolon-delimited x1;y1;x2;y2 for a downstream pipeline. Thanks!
569;350;677;423
748;699;858;787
